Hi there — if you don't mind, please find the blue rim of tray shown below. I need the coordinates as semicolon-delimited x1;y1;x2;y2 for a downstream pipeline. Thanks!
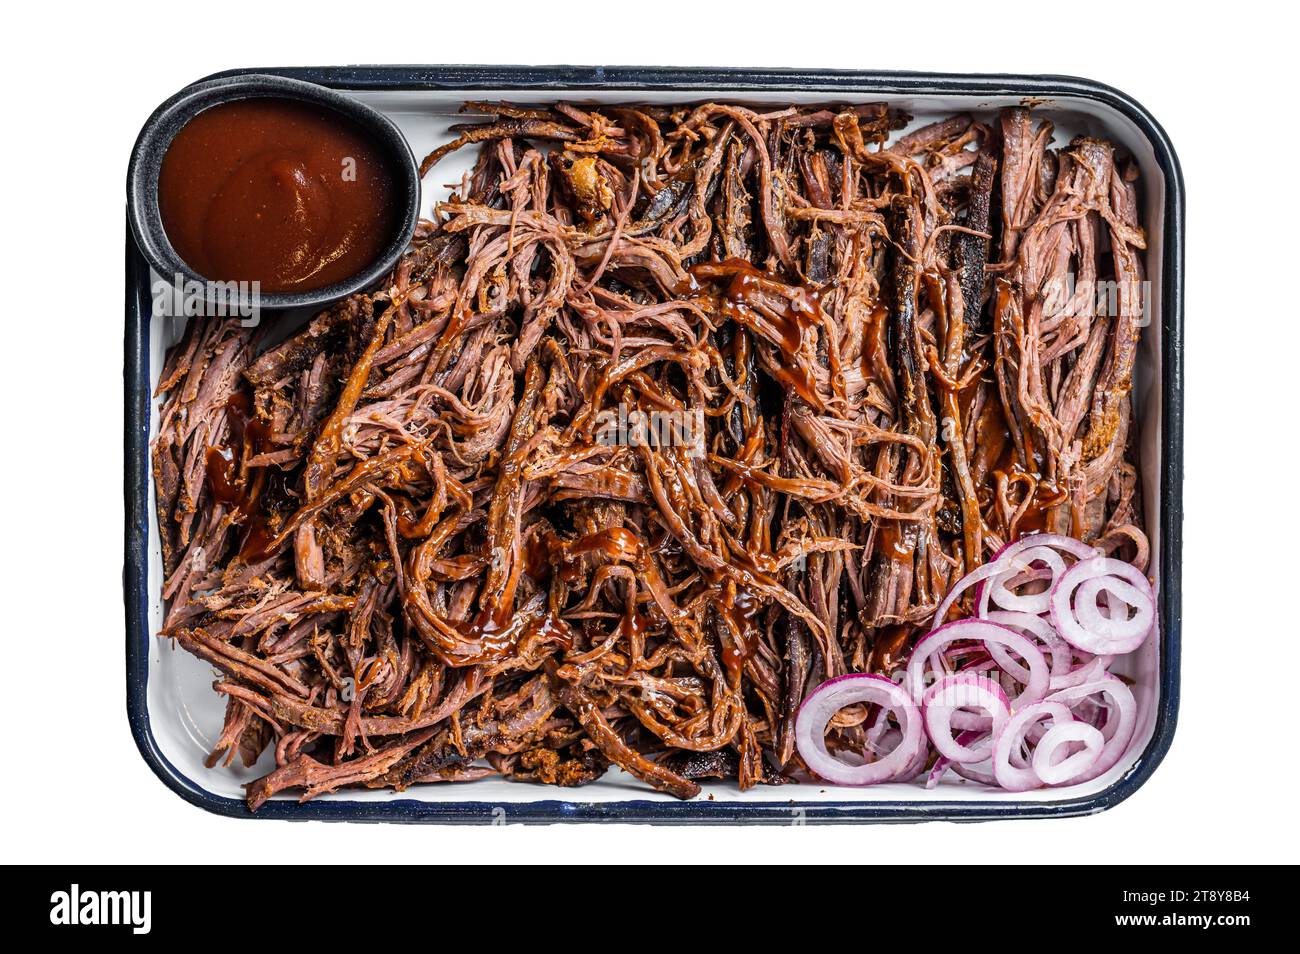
124;65;1184;823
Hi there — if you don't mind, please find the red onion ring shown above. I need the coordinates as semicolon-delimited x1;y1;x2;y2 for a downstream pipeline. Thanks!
984;610;1073;685
1049;653;1113;691
984;545;1068;615
1049;556;1155;654
988;532;1097;565
935;533;1099;629
899;732;933;782
927;730;992;788
906;620;1049;712
922;673;1010;764
951;756;998;786
931;558;1012;631
1044;676;1137;782
1032;721;1105;785
794;674;923;785
992;702;1073;792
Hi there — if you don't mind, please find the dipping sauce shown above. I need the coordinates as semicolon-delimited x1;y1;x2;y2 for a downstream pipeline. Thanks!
158;97;397;293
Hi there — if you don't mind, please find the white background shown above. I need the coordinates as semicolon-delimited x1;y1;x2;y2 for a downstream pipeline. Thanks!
2;0;1293;864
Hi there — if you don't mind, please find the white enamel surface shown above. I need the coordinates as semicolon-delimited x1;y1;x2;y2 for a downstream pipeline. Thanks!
144;86;1167;810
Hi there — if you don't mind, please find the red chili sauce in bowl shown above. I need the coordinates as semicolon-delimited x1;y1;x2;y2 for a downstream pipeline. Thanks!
158;98;398;294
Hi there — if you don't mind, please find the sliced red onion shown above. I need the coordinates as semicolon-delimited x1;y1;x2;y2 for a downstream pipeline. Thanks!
1032;720;1105;785
989;532;1098;565
798;532;1153;794
926;730;986;788
931;558;1012;631
1049;653;1113;691
937;534;1099;628
981;534;1095;612
992;702;1073;792
906;620;1049;713
951;757;998;786
1049;556;1155;654
855;719;931;781
984;610;1072;684
898;732;933;782
1045;676;1137;782
862;704;892;755
922;673;1010;764
925;758;948;789
795;674;923;785
985;545;1068;614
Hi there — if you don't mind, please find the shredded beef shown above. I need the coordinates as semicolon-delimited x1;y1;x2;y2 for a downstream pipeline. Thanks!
152;101;1150;808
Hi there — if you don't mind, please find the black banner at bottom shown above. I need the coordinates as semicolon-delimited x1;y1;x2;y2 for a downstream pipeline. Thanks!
6;870;1272;938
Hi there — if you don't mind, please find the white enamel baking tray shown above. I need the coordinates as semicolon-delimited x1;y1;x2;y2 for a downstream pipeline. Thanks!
124;67;1183;822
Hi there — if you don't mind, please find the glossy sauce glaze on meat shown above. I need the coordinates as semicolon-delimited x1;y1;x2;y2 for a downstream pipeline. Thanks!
152;100;1150;807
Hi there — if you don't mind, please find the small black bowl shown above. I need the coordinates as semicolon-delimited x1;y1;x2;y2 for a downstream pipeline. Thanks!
127;73;421;311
